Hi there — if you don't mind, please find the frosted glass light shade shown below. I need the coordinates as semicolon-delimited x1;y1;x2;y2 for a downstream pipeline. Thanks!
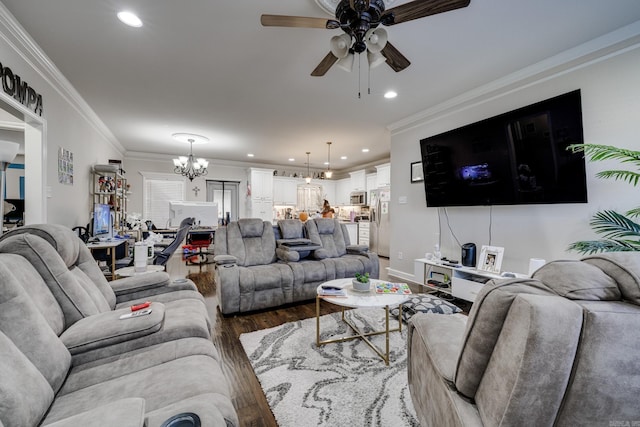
0;141;19;163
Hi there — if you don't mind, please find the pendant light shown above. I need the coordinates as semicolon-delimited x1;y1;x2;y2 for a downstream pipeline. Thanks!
305;152;312;184
325;141;333;178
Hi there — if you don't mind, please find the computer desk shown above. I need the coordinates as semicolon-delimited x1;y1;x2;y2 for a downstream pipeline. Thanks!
86;239;127;280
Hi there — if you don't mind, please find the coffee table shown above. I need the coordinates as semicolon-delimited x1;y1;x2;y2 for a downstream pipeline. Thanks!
316;278;410;365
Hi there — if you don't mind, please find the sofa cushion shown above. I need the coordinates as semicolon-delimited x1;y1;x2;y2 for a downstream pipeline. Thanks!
0;256;71;393
454;278;556;397
532;259;621;301
306;219;348;258
42;398;146;427
278;219;305;239
582;252;640;305
226;219;277;267
0;331;55;427
238;218;266;238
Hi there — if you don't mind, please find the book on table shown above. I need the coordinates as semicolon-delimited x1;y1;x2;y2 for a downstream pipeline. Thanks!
375;282;412;295
319;283;347;297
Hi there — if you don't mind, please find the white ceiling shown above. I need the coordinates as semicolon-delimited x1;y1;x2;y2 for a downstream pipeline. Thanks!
2;0;640;171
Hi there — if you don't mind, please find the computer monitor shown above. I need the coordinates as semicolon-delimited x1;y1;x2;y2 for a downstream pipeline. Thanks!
168;201;218;228
92;203;113;241
3;198;24;224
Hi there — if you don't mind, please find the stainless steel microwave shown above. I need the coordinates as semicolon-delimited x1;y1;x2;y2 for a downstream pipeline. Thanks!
349;191;367;206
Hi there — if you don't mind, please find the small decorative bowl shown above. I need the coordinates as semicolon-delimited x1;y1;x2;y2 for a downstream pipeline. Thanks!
352;278;371;292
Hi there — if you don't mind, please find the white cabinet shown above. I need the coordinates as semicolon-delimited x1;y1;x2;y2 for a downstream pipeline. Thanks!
249;168;274;199
350;169;366;191
297;184;323;212
414;258;504;303
342;222;358;245
249;168;274;222
335;178;351;206
273;177;298;205
375;163;390;188
366;173;377;194
358;221;370;246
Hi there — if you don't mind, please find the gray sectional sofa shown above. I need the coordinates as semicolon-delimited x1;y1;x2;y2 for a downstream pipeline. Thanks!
407;252;640;426
0;225;238;427
214;218;379;314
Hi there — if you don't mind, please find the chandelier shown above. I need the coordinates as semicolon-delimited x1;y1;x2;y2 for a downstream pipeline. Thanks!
172;133;209;181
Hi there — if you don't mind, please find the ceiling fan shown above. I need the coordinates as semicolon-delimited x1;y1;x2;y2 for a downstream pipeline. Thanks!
261;0;470;76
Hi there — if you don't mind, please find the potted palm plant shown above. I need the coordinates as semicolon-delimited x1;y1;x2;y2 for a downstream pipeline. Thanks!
567;143;640;254
352;272;371;292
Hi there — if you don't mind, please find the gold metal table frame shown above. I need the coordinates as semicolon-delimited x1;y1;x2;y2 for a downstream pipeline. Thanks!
315;279;409;365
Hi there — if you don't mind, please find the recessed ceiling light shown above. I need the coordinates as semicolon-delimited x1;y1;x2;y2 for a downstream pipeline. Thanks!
324;161;329;165
117;11;143;27
288;158;295;162
362;148;370;153
384;91;397;99
247;153;254;157
341;156;347;160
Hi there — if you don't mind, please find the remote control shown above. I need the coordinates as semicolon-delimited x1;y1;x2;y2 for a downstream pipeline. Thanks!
119;309;152;319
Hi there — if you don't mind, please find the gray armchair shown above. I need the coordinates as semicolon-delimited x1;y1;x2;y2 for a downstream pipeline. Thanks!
407;253;640;426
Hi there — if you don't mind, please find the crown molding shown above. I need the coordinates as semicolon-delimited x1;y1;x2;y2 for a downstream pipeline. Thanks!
0;4;124;153
388;20;640;134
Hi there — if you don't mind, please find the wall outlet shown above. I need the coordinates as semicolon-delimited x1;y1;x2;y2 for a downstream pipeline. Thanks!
398;251;403;260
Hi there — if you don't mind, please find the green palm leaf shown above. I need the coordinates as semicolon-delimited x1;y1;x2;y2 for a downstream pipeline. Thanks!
626;207;640;218
595;170;640;186
589;210;640;239
567;239;640;255
568;144;640;170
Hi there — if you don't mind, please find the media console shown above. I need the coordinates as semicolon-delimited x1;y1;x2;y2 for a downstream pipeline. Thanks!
414;258;525;302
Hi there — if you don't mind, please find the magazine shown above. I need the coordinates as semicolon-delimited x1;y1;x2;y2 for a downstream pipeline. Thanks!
318;283;348;297
375;282;412;295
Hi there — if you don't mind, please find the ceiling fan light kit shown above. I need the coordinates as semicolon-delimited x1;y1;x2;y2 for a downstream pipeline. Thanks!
262;0;470;76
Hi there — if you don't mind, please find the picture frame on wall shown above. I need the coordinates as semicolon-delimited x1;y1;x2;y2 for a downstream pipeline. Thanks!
478;245;505;273
411;161;424;183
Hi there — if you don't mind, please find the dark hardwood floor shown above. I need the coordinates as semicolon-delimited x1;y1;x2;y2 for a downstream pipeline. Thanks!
165;254;393;426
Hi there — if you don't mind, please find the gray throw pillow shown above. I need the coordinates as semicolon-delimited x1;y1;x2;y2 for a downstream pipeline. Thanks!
391;294;462;322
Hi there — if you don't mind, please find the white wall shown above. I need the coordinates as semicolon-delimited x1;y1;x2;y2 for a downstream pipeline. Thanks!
0;6;123;227
389;46;640;278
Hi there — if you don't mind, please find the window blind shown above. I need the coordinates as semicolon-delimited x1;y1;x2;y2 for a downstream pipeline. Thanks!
144;178;184;228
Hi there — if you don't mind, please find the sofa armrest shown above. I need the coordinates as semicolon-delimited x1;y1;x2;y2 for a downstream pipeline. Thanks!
214;254;237;265
42;398;145;427
60;303;165;355
276;247;300;262
347;245;369;255
111;272;170;295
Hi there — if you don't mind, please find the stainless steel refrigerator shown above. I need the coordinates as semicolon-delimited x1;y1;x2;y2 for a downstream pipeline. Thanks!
369;187;390;257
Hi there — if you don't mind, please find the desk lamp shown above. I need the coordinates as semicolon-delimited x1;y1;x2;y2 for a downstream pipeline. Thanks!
0;140;19;235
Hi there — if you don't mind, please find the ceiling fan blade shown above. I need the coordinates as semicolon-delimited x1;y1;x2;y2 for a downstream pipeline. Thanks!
311;52;339;76
382;0;470;25
260;14;334;29
381;42;411;72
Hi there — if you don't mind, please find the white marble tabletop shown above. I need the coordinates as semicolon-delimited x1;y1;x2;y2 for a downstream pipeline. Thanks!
317;278;411;309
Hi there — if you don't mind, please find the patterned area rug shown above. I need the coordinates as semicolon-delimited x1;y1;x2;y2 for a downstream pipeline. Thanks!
239;308;421;427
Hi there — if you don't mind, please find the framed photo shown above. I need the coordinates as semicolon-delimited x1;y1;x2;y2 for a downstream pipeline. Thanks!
478;245;504;273
411;161;424;183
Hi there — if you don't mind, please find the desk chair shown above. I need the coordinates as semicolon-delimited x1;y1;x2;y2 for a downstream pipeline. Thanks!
153;217;195;266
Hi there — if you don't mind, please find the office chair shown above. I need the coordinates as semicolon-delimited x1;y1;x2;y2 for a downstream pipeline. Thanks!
153;217;195;266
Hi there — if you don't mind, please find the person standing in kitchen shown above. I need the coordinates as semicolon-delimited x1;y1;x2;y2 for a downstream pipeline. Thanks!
321;200;335;218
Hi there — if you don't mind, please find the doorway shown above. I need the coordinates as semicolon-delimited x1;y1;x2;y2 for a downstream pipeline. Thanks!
206;180;239;224
0;96;46;226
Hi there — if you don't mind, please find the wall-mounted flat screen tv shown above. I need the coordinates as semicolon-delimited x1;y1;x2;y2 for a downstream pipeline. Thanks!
419;90;587;207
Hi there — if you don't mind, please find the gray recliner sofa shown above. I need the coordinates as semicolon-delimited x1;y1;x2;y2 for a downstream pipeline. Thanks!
407;252;640;426
214;218;379;314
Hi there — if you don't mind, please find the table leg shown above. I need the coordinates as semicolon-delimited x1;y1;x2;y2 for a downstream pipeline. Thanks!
316;296;320;346
110;247;116;281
